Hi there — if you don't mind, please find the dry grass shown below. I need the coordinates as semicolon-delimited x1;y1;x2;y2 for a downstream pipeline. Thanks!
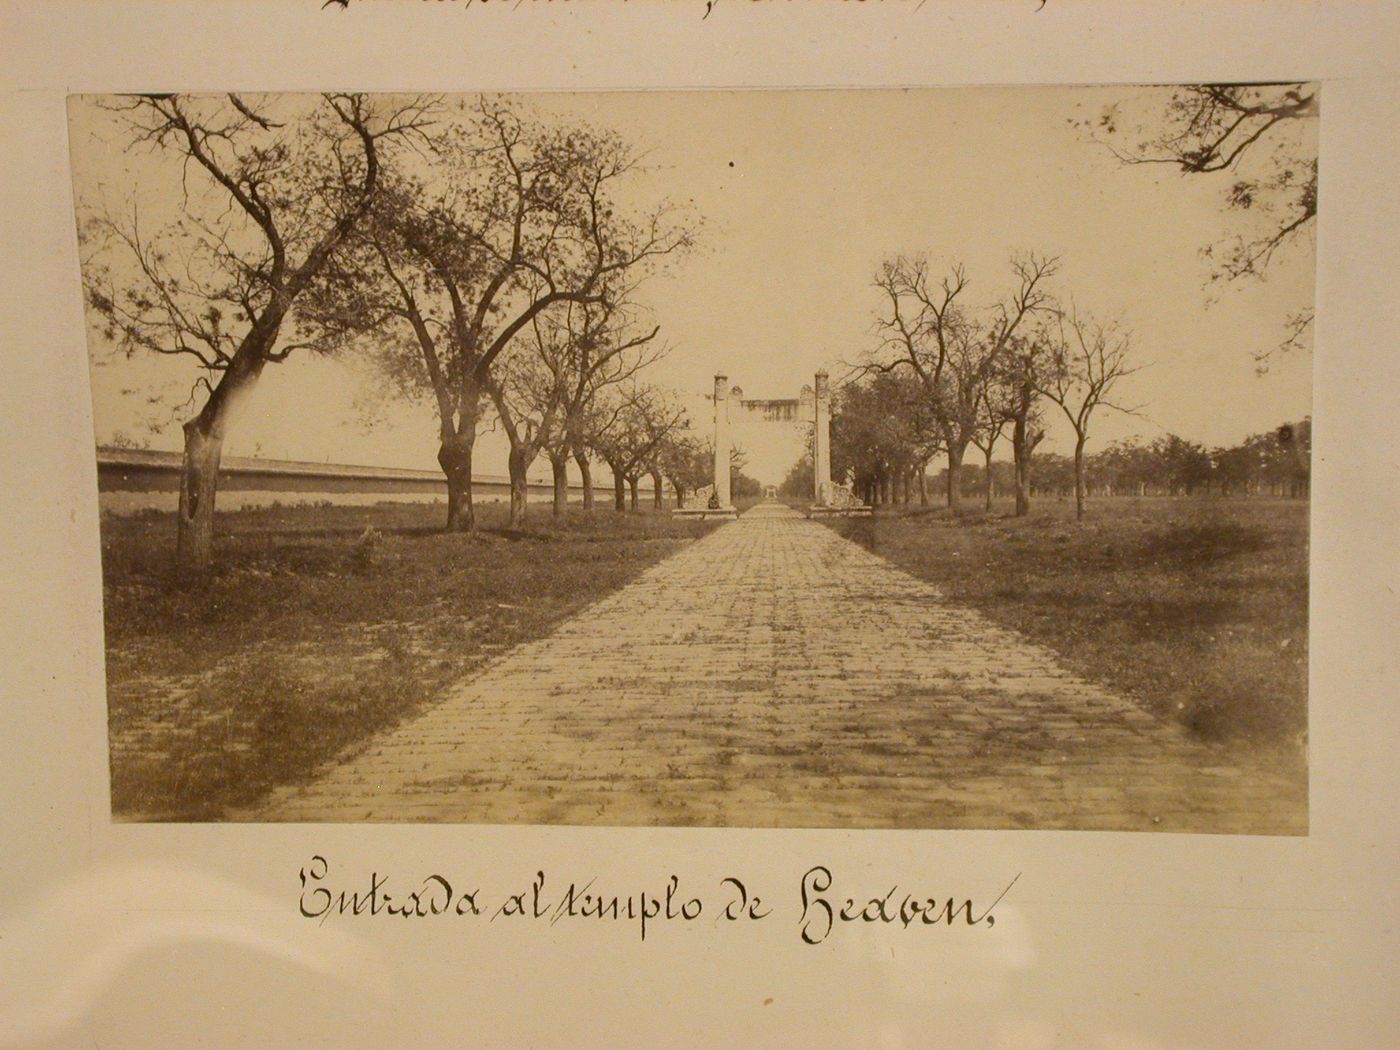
828;496;1308;761
102;500;717;820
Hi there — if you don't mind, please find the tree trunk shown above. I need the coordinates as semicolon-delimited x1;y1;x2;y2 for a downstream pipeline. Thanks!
550;452;569;517
173;344;274;573
176;418;224;574
439;433;476;533
611;465;627;512
628;476;640;511
651;469;665;510
984;444;995;511
1015;458;1031;515
1012;419;1033;518
1073;435;1087;522
918;467;929;506
507;445;532;527
880;473;892;506
673;480;685;509
946;442;966;513
576;452;595;510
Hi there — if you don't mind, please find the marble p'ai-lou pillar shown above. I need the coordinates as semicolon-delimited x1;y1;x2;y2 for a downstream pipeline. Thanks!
713;373;731;506
813;370;832;504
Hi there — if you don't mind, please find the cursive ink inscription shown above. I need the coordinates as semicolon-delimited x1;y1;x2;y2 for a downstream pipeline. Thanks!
797;864;1019;945
298;855;482;922
297;857;1017;945
493;871;705;941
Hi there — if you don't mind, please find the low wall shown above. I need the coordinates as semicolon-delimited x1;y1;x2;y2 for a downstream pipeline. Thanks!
95;448;652;515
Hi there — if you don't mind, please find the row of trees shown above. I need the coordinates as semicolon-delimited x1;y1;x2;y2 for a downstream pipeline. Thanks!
845;253;1140;522
1077;423;1311;499
83;94;706;573
800;418;1311;508
826;325;1311;513
574;395;759;512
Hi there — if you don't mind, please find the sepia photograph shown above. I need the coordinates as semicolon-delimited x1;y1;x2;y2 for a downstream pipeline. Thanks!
70;85;1316;832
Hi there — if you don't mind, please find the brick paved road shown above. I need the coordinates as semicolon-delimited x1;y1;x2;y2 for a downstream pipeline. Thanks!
252;504;1306;832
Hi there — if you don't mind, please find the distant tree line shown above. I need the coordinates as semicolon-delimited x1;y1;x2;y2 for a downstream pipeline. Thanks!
787;407;1312;508
1064;422;1312;499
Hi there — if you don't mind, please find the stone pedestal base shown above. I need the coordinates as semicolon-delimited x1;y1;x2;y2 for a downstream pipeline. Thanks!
805;503;873;518
672;505;739;520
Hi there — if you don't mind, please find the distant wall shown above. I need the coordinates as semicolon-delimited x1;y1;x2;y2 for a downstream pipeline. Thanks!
94;448;652;515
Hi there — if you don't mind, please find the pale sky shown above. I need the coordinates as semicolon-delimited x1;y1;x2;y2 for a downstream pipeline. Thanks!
71;87;1316;485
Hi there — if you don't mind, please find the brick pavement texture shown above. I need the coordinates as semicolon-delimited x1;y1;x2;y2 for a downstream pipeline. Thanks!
251;504;1306;832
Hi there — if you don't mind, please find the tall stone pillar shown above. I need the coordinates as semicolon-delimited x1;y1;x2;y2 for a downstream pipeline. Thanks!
713;373;731;506
813;370;832;505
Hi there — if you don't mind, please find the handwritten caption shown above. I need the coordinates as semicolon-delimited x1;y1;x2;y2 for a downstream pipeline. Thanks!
298;855;1019;944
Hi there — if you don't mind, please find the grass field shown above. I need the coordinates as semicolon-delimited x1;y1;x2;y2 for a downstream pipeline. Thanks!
102;492;1308;819
828;495;1309;765
101;500;717;820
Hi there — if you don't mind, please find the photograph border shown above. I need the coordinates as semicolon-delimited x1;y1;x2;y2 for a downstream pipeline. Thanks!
1;2;1396;1046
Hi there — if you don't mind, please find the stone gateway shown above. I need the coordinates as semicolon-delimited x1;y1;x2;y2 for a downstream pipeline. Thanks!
674;371;870;518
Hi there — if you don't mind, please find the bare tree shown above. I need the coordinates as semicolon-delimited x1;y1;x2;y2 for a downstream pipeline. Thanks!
483;343;563;527
658;431;711;509
970;367;1011;512
869;253;1057;512
81;92;436;573
902;378;944;506
489;299;663;524
529;298;663;518
883;372;940;505
585;386;688;512
1077;83;1318;363
996;332;1052;518
1038;308;1142;521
